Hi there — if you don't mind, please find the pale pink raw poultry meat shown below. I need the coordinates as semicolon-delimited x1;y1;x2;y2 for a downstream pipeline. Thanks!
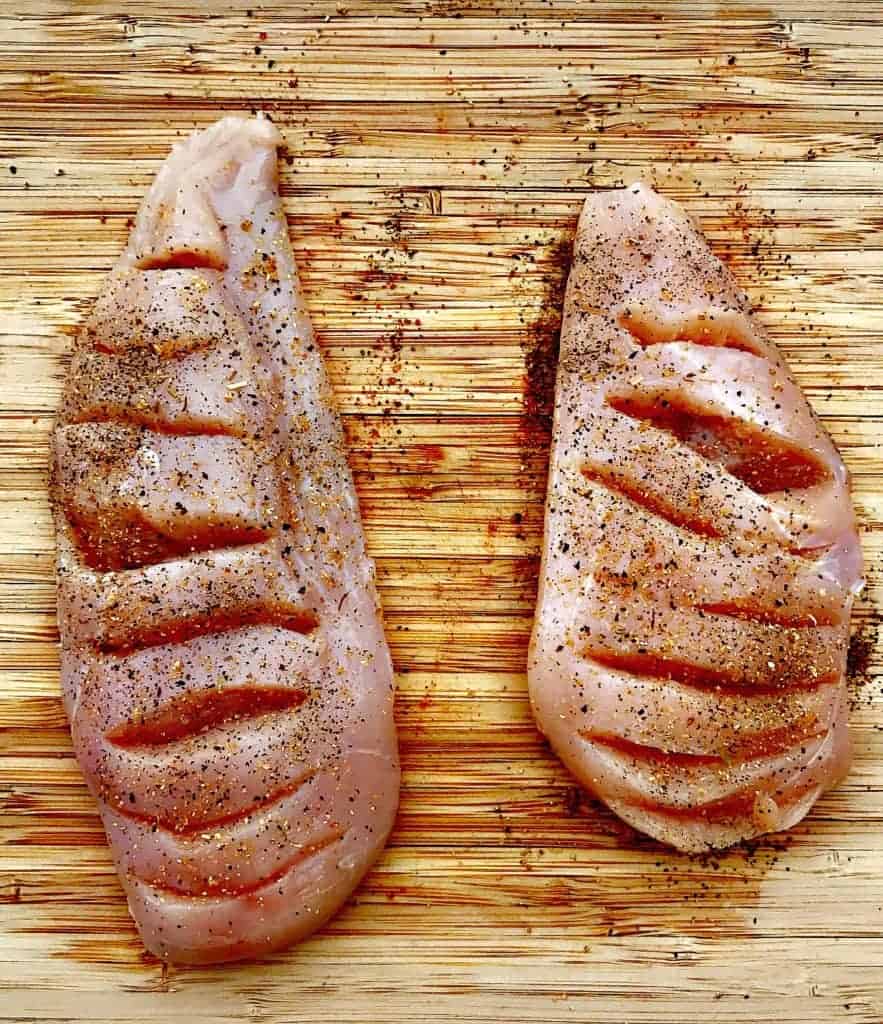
529;183;862;851
50;117;399;962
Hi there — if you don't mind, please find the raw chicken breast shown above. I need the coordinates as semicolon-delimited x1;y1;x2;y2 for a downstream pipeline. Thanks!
50;117;399;961
529;183;862;852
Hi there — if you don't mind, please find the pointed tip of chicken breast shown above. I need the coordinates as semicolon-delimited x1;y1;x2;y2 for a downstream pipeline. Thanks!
530;182;861;852
123;115;282;274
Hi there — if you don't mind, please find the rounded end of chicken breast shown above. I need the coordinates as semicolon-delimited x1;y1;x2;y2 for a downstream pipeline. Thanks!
119;742;399;965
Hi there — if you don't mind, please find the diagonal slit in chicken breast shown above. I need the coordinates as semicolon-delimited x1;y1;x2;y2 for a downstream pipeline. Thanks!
50;116;400;962
529;183;862;852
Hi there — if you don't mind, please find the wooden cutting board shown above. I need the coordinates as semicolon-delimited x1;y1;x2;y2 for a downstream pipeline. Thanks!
1;3;881;1021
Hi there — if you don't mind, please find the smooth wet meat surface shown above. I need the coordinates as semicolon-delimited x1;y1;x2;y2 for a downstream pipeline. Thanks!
50;117;399;962
528;183;862;852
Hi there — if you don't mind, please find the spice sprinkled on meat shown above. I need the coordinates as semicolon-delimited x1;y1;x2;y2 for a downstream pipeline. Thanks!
50;117;399;962
528;183;862;852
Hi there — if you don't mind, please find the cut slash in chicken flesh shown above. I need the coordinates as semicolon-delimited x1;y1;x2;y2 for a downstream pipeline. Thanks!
529;183;862;852
50;117;399;962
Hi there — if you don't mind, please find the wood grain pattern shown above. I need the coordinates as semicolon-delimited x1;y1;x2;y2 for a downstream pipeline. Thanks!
1;3;881;1022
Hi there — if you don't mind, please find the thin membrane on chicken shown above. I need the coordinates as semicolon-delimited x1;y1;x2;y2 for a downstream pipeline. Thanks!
50;117;399;962
529;183;862;852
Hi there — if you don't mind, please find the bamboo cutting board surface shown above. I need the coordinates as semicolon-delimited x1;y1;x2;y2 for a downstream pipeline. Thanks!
1;3;882;1021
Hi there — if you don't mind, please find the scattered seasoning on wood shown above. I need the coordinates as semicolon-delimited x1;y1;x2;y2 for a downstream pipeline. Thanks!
847;608;881;706
518;232;573;460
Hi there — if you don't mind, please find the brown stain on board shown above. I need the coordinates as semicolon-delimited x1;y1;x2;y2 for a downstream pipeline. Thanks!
847;607;882;710
512;228;574;565
557;793;779;942
519;232;573;446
